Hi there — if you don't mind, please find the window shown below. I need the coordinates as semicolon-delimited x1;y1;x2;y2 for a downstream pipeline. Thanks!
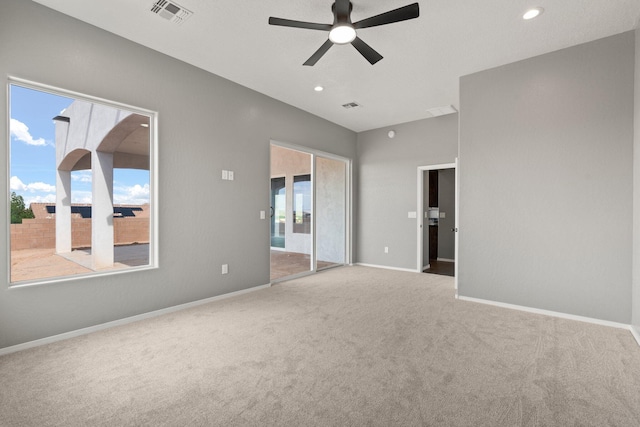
8;78;157;286
293;174;311;234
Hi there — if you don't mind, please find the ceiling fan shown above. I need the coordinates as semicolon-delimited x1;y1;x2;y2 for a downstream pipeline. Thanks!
269;1;420;66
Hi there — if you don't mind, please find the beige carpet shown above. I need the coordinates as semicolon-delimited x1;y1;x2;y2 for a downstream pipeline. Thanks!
1;266;639;426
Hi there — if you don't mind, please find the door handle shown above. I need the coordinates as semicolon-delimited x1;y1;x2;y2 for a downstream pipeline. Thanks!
451;228;458;232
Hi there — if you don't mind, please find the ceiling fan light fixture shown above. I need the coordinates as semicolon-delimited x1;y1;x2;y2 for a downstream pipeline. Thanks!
329;25;356;44
523;7;544;20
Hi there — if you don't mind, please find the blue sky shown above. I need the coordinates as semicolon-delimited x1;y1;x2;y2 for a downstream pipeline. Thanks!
9;84;150;206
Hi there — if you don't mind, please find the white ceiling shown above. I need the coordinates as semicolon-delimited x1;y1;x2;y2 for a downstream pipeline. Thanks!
32;0;640;132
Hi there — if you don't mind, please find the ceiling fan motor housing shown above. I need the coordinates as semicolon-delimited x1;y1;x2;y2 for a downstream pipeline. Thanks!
269;0;420;66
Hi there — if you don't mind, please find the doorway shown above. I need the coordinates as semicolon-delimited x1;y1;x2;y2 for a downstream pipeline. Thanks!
270;142;351;282
417;161;458;286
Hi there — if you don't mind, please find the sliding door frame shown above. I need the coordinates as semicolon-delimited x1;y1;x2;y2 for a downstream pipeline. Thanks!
270;140;352;282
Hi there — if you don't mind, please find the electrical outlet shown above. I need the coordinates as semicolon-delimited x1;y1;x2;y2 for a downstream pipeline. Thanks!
384;247;389;253
221;264;228;274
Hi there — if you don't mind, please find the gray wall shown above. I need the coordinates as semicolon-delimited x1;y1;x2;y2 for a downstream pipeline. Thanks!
357;116;458;270
459;32;634;323
0;0;356;350
633;27;640;334
437;169;455;260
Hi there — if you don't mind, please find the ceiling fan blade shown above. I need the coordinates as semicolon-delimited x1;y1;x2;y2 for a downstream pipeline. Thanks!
353;3;419;29
269;17;331;31
351;37;383;65
334;0;351;22
303;39;334;66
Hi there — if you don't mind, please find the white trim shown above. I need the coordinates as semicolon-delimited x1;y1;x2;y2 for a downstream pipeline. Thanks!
631;325;640;347
416;162;457;281
422;264;431;271
356;262;419;274
7;76;160;288
454;157;459;290
0;283;271;356
436;257;455;262
457;295;630;330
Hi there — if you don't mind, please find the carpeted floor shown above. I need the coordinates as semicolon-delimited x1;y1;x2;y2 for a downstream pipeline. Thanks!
1;266;639;426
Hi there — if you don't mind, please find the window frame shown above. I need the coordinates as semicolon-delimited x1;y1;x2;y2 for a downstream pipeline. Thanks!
6;76;159;288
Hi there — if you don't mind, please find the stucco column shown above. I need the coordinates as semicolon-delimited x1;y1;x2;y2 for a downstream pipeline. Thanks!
55;169;72;254
91;150;114;269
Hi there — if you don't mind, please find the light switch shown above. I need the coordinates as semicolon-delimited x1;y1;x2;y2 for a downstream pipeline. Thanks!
260;210;266;219
222;170;228;180
228;171;234;181
408;211;417;218
440;212;446;218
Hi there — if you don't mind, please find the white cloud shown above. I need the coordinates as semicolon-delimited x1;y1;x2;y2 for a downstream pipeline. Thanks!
114;183;150;205
71;191;92;204
10;118;48;146
10;176;55;193
10;176;26;192
23;194;56;206
71;171;92;183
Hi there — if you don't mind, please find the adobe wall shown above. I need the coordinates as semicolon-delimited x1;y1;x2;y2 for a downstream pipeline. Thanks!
10;218;149;251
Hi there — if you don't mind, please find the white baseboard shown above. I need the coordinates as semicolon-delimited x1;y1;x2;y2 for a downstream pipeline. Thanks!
436;257;455;262
631;325;640;347
356;263;419;273
457;295;630;330
0;283;272;357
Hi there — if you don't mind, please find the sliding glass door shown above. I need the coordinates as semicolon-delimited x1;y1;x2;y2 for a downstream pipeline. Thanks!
315;156;346;270
270;143;349;282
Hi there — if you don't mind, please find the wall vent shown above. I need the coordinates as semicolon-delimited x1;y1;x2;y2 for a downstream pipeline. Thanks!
342;102;361;109
150;0;192;25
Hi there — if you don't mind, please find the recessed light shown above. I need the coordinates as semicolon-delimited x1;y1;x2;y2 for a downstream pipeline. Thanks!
314;86;324;92
523;7;543;20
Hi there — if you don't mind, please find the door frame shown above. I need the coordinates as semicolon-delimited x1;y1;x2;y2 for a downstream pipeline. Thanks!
417;159;459;289
270;140;353;282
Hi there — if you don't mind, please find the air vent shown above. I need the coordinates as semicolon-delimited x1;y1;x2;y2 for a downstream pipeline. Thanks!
342;102;361;109
150;0;192;25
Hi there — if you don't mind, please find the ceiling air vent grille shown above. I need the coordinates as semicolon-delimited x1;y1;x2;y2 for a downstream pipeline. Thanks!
150;0;192;25
342;102;361;109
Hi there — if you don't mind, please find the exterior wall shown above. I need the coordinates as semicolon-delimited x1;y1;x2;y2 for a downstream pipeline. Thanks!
459;32;634;323
356;115;458;270
0;0;356;350
10;217;149;250
316;156;346;263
